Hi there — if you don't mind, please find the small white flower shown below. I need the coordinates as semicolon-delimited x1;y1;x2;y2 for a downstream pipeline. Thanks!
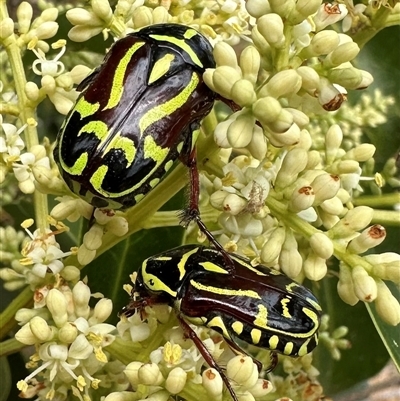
0;116;26;160
31;41;66;77
27;245;66;277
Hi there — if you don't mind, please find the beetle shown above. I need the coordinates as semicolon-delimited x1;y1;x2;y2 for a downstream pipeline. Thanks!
54;24;235;255
123;245;322;401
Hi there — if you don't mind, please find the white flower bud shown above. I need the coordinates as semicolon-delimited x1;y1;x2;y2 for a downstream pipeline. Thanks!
269;0;296;18
0;18;14;40
279;231;302;278
347;225;386;254
252;97;282;125
213;66;241;99
246;0;271;18
352;266;377;302
240;46;260;85
318;209;340;229
17;2;33;34
260;70;302;98
332;206;374;236
304;252;327;281
124;361;143;387
295;0;321;18
35;21;59;40
343;144;376;162
251;26;272;56
210;190;230;210
368;253;400;284
320;196;344;215
68;25;103;42
325;124;343;164
324;42;360;67
145;391;170;401
286;108;309;128
152;6;169;24
309;232;334;259
46;288;68;327
305;150;321;170
375;280;400;326
91;298;113;323
275;148;308;189
269;122;301;147
138;363;164;385
91;0;113;21
29;316;52;342
25;81;40;101
83;224;103;251
269;109;294;133
317;78;345;111
247;378;274;397
289;186;315;213
261;227;286;264
257;14;285;48
223;194;247;215
214;41;238;69
337;264;358;306
328;67;363;90
231;79;257;108
202;368;223;398
41;75;56;93
132;6;153;28
356;70;373;89
66;8;101;26
297;66;320;91
73;281;91;318
104;391;138;401
227;355;258;387
165;367;187;394
311;173;340;205
247;125;267;160
310;30;340;56
15;323;38;345
58;322;78;343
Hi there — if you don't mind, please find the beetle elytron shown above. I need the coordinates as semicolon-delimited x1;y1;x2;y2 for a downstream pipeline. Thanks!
54;24;235;253
123;245;322;401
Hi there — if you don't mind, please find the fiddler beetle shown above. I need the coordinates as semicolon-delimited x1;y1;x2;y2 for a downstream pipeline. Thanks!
54;23;237;259
122;245;322;401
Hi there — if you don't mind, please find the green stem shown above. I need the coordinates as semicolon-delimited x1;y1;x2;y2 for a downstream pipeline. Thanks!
0;102;19;116
274;24;292;71
0;1;48;232
0;338;25;356
370;209;400;226
353;193;400;208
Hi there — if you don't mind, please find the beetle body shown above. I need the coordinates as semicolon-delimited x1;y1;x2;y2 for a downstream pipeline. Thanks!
133;245;321;359
54;24;217;210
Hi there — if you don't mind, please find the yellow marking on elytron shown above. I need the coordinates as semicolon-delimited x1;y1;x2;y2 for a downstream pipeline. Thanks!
207;316;230;338
176;141;184;154
75;97;100;118
102;134;137;167
302;307;320;331
199;261;229;274
66;152;88;175
286;282;299;293
78;120;109;141
153;256;172;261
150;178;160;188
150;34;203;68
104;42;145;110
298;337;312;356
142;259;177;297
143;135;169;162
190;280;262;299
177;247;199;281
283;342;294;355
183;29;198;40
165;160;174;172
134;194;145;203
139;72;199;135
230;255;267;276
269;335;279;349
231;321;244;335
281;298;292;318
148;53;175;84
251;328;262;345
253;304;268;328
307;297;322;311
90;165;108;191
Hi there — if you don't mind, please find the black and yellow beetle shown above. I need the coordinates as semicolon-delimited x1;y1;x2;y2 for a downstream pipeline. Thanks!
54;24;234;252
123;245;322;401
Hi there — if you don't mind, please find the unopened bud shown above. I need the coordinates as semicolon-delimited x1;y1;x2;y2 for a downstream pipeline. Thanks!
246;0;271;18
368;253;400;284
352;266;377;302
309;232;334;259
252;97;282;125
275;148;308;189
343;144;376;162
259;69;302;98
58;322;78;343
214;41;238;69
68;26;103;43
240;46;260;84
337;264;358;306
223;193;247;215
231;79;257;108
269;122;301;147
165;367;187;394
247;378;274;397
375;280;400;326
289;185;315;212
91;0;113;22
83;224;103;251
257;13;285;48
91;298;113;323
304;252;328;281
297;66;320;91
325;124;343;164
46;288;68;327
347;225;386;254
124;361;143;387
279;231;302;278
213;66;241;99
29;316;52;341
309;30;340;56
15;323;38;345
311;173;340;205
202;368;223;398
261;227;286;264
226;355;258;387
35;21;59;40
328;67;363;90
0;18;14;40
295;0;321;18
320;196;344;215
138;363;164;386
72;281;91;318
324;42;360;68
17;2;33;34
332;206;374;236
356;70;374;89
317;77;346;111
152;7;169;24
132;6;153;28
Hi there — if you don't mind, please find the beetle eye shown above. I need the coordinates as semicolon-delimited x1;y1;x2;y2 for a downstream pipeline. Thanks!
149;279;154;286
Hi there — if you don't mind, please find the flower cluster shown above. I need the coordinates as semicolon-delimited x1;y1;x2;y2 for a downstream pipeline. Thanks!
1;0;400;401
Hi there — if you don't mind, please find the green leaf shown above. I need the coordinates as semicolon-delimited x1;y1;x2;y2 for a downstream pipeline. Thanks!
0;357;11;401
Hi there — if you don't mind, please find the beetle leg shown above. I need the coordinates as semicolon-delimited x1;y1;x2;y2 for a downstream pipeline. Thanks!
177;314;240;401
265;351;278;373
179;146;236;274
223;337;263;372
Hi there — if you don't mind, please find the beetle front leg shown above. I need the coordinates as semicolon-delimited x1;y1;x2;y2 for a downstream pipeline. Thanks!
177;314;240;401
